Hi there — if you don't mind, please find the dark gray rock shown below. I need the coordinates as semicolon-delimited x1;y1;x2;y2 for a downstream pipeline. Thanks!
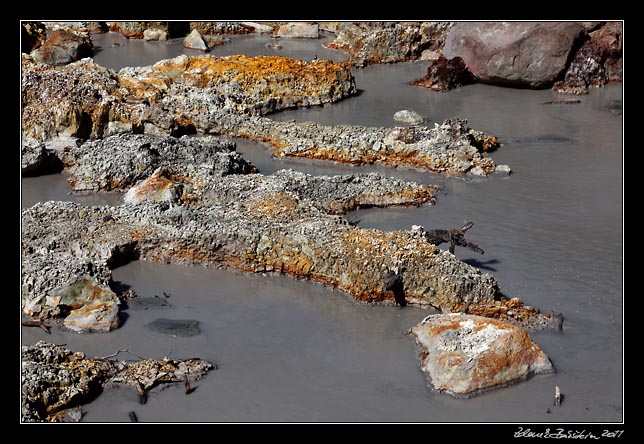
444;22;585;88
147;318;201;337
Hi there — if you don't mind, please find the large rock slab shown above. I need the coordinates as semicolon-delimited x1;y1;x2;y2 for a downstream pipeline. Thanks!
410;313;553;397
22;197;560;330
443;22;585;88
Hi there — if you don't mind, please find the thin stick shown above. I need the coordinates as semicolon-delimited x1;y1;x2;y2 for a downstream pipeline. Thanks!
97;349;147;360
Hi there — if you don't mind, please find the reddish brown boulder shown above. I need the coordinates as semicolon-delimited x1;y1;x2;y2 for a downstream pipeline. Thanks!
411;56;474;91
30;30;93;66
554;21;622;94
443;22;585;88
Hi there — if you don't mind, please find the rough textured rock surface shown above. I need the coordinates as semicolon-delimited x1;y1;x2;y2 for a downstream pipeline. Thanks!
410;313;554;397
22;55;504;176
411;56;474;91
553;21;623;94
277;22;319;39
45;277;120;332
42;22;109;33
189;21;254;35
22;341;215;422
30;29;94;66
21;54;356;142
21;198;560;330
21;142;63;176
64;134;256;192
443;22;585;88
183;29;209;51
393;110;426;125
130;167;437;213
143;28;167;41
107;22;169;39
211;114;501;176
325;22;453;66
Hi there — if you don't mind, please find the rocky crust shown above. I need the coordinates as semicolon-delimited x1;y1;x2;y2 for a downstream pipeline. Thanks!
22;54;503;176
324;22;453;66
22;341;215;422
410;314;553;397
22;194;560;331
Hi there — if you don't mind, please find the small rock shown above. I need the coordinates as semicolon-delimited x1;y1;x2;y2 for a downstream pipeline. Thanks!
410;313;554;397
494;164;512;175
277;22;319;39
468;166;486;176
393;110;426;125
147;318;200;337
203;35;228;48
183;29;209;52
419;49;441;61
143;28;167;41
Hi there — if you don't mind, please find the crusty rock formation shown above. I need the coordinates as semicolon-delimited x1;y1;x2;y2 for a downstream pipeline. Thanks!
324;22;453;66
22;341;215;422
22;54;503;175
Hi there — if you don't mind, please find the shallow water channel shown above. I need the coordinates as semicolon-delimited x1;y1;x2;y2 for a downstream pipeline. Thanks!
21;32;623;423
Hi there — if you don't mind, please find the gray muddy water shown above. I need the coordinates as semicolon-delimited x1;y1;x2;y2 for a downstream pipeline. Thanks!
21;33;623;423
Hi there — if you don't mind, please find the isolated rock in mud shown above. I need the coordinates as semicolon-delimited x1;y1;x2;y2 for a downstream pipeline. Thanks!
393;110;426;125
410;313;553;397
183;29;209;51
143;28;167;41
46;276;120;332
30;29;94;65
325;22;453;66
22;341;215;422
277;22;319;38
411;56;474;91
444;22;585;88
147;318;201;337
